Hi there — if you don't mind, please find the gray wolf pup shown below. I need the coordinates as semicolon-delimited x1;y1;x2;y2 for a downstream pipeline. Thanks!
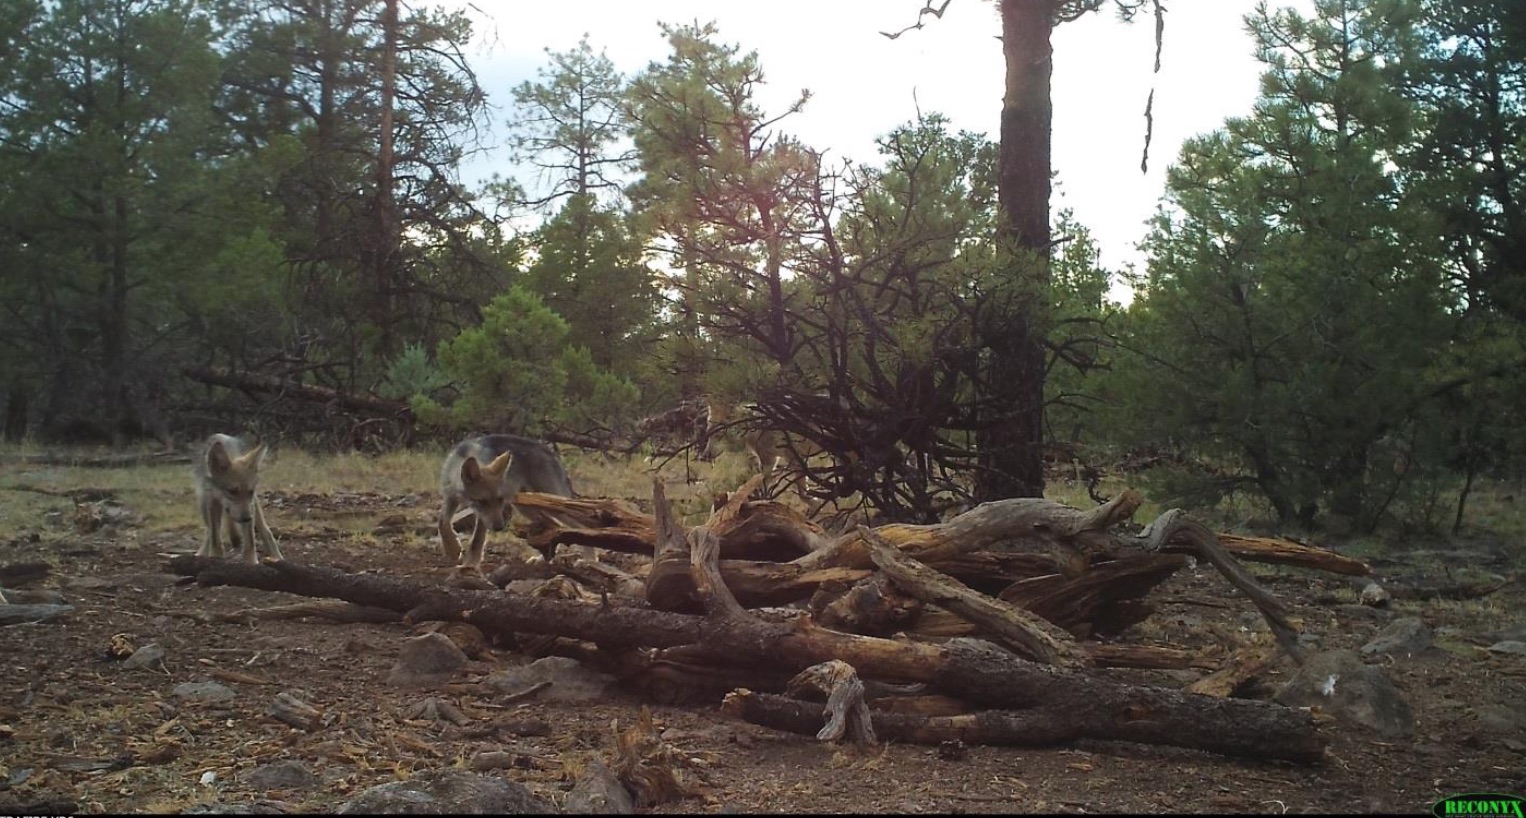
193;433;283;563
438;434;575;569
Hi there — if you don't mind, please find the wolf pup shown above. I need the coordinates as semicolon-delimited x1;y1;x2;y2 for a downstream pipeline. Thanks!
438;434;575;570
193;433;283;564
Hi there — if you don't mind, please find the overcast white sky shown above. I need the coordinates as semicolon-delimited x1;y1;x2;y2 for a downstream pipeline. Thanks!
448;0;1312;277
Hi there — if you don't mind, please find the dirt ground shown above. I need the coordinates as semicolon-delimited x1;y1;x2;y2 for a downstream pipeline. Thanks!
1;478;1524;815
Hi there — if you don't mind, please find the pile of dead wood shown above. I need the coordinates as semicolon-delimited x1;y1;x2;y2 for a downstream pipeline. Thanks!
169;474;1370;765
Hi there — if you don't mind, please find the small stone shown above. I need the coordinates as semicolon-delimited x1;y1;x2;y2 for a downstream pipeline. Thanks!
123;644;166;670
173;682;236;703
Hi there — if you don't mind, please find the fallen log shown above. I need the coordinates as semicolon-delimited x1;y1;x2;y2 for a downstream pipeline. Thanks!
0;603;74;625
182;366;410;418
863;529;1088;669
514;491;830;563
512;492;1370;579
1209;534;1371;577
997;553;1188;636
722;687;1322;763
166;556;1325;763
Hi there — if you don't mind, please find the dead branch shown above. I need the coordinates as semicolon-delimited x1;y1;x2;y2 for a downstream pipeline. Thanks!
182;366;410;418
862;527;1089;668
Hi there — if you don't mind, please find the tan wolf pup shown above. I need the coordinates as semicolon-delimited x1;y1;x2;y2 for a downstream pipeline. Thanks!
437;434;575;570
193;433;284;564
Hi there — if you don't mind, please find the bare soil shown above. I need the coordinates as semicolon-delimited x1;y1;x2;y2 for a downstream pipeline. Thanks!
1;484;1523;814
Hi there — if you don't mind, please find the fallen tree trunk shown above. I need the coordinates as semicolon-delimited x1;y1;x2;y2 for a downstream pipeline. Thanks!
514;491;1370;580
166;556;1326;764
182;366;410;419
1209;534;1371;577
723;687;1322;762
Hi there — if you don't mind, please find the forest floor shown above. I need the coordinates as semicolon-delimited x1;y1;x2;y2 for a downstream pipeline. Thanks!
0;445;1523;814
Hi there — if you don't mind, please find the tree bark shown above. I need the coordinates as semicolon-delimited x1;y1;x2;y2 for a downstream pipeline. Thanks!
723;685;1323;764
977;0;1056;502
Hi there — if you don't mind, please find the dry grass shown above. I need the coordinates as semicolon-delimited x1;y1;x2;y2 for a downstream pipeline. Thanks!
7;440;1526;554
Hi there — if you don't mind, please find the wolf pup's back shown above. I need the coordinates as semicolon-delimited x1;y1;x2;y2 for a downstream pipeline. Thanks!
437;434;574;570
443;434;574;498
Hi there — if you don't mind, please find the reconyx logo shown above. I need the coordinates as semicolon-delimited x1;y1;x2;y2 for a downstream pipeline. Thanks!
1432;793;1526;818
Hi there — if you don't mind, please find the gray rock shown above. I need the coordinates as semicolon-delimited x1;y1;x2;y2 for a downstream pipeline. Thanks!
0;604;73;625
0;588;66;605
564;759;635;814
1275;649;1414;739
485;656;617;703
123;644;166;670
337;768;551;814
1487;640;1526;656
245;760;318;791
1360;617;1432;658
172;681;236;703
1358;582;1391;607
1471;704;1524;735
387;633;468;689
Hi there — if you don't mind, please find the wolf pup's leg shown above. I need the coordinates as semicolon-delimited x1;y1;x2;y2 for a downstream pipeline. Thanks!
196;496;225;558
438;494;463;564
249;495;283;562
461;514;489;570
225;512;243;554
234;518;260;564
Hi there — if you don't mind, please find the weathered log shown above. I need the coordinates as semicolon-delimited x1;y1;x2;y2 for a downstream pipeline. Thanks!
513;493;655;558
515;491;829;563
267;691;323;731
997;554;1188;634
1084;643;1214;671
682;480;751;621
244;600;403;623
1206;534;1371;577
928;551;1082;595
165;557;1325;763
513;491;1367;583
1125;510;1304;662
183;366;409;418
785;661;877;746
798;490;1144;573
1186;644;1278;698
815;574;924;636
863;529;1088;669
0;588;66;605
722;687;1323;763
867;694;971;716
0;604;74;625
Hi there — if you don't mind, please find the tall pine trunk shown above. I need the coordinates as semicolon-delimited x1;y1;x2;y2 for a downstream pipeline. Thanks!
369;0;401;359
977;0;1052;501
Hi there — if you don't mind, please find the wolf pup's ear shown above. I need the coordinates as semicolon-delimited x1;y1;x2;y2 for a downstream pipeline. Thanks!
484;451;513;478
461;456;482;483
207;440;233;475
242;443;268;469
